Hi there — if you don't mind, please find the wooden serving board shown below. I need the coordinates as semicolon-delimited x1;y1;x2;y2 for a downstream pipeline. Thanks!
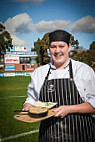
14;108;56;123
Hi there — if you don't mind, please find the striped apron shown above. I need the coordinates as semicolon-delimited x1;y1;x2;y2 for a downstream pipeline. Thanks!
39;60;95;142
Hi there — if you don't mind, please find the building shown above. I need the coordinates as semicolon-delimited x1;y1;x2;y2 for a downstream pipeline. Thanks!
4;46;38;72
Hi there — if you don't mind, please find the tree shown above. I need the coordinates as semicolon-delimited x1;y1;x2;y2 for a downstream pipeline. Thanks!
33;33;50;65
0;23;13;60
70;35;79;49
90;41;95;50
70;49;95;71
70;35;80;56
33;38;44;64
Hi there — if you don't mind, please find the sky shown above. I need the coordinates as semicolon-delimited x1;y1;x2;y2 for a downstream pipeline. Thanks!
0;0;95;51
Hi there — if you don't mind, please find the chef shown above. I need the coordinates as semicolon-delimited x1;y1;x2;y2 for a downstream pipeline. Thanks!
23;29;95;142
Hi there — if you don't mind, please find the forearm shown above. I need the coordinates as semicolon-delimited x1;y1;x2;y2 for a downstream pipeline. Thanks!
70;102;95;114
54;102;95;118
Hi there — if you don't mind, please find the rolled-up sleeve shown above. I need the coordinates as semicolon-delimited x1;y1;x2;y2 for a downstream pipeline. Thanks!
84;67;95;108
74;61;95;109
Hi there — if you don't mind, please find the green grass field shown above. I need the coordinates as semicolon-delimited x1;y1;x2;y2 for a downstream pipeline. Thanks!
0;76;40;142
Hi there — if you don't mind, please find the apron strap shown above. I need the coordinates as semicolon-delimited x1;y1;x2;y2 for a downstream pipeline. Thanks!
69;60;73;79
44;65;51;83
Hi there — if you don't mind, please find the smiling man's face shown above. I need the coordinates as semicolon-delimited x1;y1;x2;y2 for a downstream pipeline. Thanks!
49;41;71;68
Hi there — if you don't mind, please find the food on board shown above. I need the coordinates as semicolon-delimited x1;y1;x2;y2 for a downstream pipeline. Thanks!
34;101;54;107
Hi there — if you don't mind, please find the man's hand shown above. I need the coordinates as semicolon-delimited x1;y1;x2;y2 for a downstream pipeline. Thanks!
53;105;71;118
23;103;32;111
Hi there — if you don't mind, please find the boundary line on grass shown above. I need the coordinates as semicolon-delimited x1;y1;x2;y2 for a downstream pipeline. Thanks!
0;96;26;100
1;129;39;141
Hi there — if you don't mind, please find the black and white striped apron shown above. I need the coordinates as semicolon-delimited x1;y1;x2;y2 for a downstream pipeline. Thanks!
39;60;95;142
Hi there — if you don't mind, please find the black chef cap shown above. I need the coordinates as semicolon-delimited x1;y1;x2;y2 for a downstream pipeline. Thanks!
49;29;71;45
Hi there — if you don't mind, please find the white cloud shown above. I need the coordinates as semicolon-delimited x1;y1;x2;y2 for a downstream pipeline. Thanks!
35;20;71;33
4;13;33;46
4;13;33;34
11;34;26;46
70;16;95;33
